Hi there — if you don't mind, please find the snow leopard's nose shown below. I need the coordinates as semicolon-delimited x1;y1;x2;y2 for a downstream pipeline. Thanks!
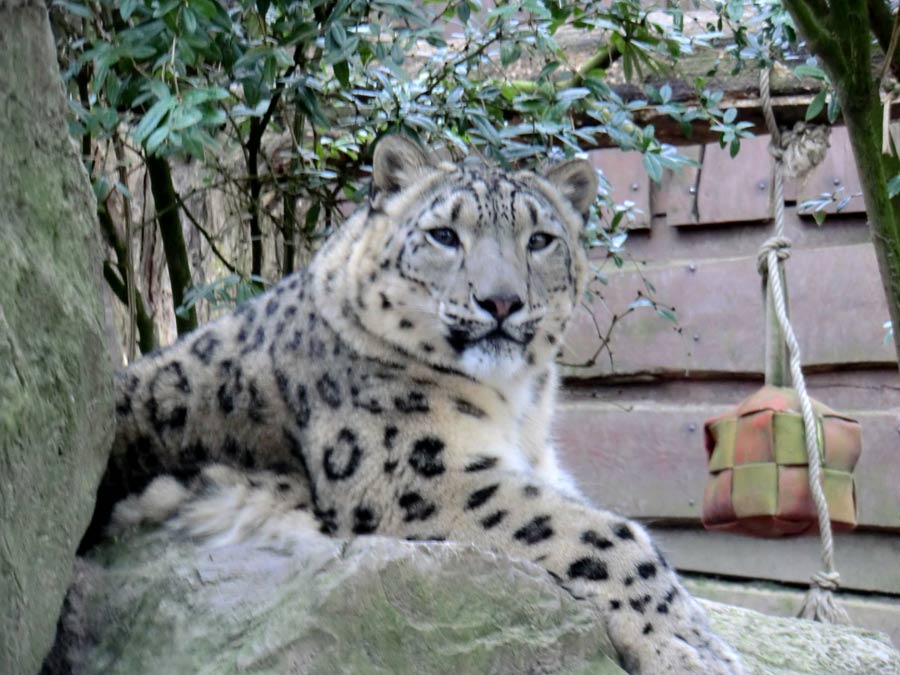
474;294;524;322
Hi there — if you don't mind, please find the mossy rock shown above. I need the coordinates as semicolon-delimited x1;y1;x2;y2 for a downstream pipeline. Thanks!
0;5;114;675
50;530;900;675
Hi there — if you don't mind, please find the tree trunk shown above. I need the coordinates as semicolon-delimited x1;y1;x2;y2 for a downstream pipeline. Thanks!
145;154;198;335
785;0;900;376
840;96;900;375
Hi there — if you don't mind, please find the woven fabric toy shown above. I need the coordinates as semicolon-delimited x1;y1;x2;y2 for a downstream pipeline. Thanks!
703;386;860;537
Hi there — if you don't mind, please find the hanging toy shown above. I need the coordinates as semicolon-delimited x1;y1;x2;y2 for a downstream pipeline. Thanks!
701;65;859;624
703;385;860;537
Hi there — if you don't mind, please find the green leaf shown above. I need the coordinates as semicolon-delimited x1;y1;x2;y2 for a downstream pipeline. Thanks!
500;42;521;67
660;83;672;104
656;307;678;323
457;0;470;23
93;176;111;203
887;173;900;199
54;0;94;19
333;60;350;88
537;61;560;81
182;7;198;34
120;0;139;20
827;93;841;124
556;87;591;105
146;125;169;153
168;106;203;131
642;153;662;182
794;64;827;81
148;79;170;100
812;209;826;225
805;89;827;121
304;202;321;233
132;96;176;145
153;0;180;18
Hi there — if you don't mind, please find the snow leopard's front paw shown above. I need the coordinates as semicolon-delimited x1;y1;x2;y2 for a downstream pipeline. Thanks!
610;594;743;674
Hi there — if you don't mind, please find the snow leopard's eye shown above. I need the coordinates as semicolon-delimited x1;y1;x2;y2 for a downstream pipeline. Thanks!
426;227;461;249
527;232;556;252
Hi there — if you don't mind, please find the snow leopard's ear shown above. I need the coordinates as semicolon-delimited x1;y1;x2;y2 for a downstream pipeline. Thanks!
372;134;435;195
543;158;598;221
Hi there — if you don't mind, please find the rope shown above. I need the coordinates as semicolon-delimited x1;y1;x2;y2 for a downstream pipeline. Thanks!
758;67;849;625
756;236;791;275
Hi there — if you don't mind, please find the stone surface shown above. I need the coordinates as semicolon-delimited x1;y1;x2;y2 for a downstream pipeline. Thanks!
685;577;900;650
0;5;115;675
52;532;623;675
705;597;900;675
50;530;900;675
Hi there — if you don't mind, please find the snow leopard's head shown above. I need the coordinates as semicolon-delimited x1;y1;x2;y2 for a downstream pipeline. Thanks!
349;135;597;382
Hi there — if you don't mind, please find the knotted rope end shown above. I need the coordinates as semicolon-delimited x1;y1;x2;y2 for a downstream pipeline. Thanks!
796;571;851;625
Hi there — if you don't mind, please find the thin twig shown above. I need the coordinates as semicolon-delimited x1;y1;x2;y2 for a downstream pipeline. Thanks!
174;193;239;274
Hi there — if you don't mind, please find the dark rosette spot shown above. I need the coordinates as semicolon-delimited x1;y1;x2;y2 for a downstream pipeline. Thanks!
394;391;429;413
398;492;437;522
115;373;140;417
629;594;652;613
286;330;304;351
481;510;507;529
190;333;221;365
315;507;338;534
323;428;363;480
637;562;657;579
466;484;499;510
352;506;379;535
274;370;311;429
614;523;635;540
582;530;614;550
464;456;498;472
246;380;267;423
454;398;487;419
147;361;191;434
513;515;554;545
408;437;446;477
239;327;266;355
568;557;609;581
316;373;342;408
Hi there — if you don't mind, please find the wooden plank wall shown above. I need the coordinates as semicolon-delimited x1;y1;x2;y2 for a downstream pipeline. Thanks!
560;127;900;642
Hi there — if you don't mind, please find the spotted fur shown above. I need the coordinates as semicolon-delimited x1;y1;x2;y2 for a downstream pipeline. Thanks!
89;136;741;674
